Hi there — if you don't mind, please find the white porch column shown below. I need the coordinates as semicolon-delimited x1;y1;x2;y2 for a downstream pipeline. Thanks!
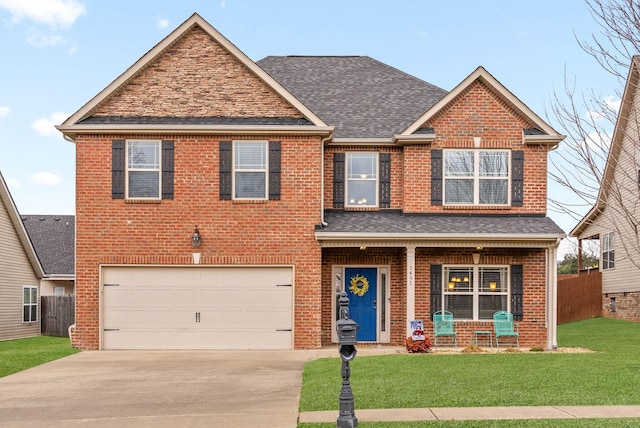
546;243;559;350
406;245;416;337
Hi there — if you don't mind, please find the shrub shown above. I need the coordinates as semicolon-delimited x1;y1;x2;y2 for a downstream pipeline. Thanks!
405;336;432;353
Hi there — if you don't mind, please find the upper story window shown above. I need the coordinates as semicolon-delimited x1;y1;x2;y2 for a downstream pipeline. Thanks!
444;150;510;205
126;140;161;199
233;141;268;199
346;152;378;207
443;266;509;320
602;231;615;270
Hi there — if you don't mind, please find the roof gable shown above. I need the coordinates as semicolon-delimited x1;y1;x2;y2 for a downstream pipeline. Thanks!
572;56;640;237
60;13;326;131
402;67;563;143
0;172;44;278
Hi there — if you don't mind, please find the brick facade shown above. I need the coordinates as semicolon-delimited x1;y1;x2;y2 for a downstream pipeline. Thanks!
65;15;561;351
603;292;640;322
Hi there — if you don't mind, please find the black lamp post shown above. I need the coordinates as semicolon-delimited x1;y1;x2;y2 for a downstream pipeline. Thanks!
336;291;358;427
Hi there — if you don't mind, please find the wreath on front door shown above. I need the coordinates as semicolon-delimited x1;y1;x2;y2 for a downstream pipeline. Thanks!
349;274;369;297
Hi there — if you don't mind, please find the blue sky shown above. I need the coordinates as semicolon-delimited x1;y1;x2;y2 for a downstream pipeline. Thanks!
0;0;621;256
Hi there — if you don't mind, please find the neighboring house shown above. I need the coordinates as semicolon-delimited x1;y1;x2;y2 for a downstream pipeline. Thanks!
0;171;44;341
57;13;565;351
22;215;75;296
572;56;640;321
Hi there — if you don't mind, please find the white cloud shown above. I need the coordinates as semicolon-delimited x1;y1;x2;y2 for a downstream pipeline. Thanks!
27;30;65;48
586;96;621;121
0;106;9;117
0;0;86;28
156;17;169;29
28;172;63;186
31;111;68;137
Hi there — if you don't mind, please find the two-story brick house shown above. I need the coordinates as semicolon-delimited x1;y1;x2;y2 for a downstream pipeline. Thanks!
58;13;564;350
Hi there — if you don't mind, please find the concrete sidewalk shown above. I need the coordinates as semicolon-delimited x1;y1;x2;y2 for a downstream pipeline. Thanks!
299;405;640;423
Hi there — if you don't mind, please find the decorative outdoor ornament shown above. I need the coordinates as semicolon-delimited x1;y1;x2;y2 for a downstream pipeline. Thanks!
349;274;369;297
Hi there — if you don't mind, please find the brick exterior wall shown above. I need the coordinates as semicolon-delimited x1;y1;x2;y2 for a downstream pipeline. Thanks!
603;292;640;322
74;133;324;350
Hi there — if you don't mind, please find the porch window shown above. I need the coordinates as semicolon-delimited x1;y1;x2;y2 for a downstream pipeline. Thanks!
22;286;38;323
346;152;378;207
444;149;509;205
127;140;161;199
443;266;508;320
602;232;615;270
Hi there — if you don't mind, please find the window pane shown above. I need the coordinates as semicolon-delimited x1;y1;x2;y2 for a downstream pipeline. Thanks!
23;287;29;303
23;306;30;322
445;179;473;204
128;171;159;198
445;295;472;319
235;142;266;169
479;267;507;292
445;267;473;292
235;172;266;198
128;141;159;169
479;295;507;319
347;153;377;179
30;288;37;303
479;179;508;204
30;305;37;322
347;180;376;206
479;151;508;177
445;151;474;177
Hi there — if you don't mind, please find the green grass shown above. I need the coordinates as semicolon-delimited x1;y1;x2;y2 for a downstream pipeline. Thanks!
299;317;640;415
0;336;80;377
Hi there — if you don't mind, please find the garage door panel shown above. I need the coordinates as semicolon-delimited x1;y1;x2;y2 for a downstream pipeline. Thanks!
103;266;293;350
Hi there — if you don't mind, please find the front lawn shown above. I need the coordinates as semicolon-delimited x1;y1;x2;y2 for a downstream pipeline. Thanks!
300;317;640;411
0;336;80;377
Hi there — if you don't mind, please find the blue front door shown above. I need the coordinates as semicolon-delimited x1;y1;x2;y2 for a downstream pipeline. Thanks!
345;267;377;341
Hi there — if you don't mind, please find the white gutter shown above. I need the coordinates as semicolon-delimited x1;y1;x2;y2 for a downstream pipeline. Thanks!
56;124;334;141
315;231;566;241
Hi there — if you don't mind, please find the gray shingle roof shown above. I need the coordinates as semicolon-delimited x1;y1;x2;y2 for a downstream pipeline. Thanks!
257;56;448;139
78;116;312;126
22;215;75;276
319;211;565;236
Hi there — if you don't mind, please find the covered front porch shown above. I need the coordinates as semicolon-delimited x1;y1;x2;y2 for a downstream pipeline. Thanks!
316;211;564;349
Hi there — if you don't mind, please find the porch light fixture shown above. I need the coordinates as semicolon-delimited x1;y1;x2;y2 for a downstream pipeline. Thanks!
448;281;455;290
489;281;497;291
192;226;201;247
473;253;481;264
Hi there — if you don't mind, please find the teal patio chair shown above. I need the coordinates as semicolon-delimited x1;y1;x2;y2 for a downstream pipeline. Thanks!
432;310;457;347
493;311;519;348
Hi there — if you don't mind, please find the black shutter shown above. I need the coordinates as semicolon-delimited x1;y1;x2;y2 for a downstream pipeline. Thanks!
112;140;125;199
511;150;524;207
379;153;391;208
431;149;443;206
333;153;345;208
511;264;524;321
161;140;174;200
268;141;281;200
430;264;443;319
219;141;232;200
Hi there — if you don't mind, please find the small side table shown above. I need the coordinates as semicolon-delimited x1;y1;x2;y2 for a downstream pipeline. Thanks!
473;330;493;348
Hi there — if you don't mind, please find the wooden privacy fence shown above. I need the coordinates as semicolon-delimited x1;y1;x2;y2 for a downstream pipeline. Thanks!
557;271;602;324
41;295;75;337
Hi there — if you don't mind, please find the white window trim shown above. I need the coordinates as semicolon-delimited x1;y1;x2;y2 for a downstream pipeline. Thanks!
125;139;162;200
22;286;38;323
232;140;268;200
345;152;379;208
443;149;511;206
442;265;510;321
602;231;615;270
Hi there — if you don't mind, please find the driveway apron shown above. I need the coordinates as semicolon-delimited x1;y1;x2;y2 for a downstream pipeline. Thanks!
0;350;315;428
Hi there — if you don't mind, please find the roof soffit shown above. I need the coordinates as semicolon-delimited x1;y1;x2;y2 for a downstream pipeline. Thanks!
60;13;326;132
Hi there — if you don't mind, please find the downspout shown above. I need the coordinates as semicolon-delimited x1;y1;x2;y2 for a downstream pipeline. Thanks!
546;238;561;350
320;134;332;226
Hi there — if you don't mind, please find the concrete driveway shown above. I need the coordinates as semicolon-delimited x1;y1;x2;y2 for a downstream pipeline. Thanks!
0;350;331;428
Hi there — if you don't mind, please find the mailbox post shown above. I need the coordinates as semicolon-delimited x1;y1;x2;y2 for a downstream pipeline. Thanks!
336;291;358;428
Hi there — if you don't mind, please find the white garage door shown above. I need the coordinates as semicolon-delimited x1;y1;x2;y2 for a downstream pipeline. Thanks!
102;266;293;350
